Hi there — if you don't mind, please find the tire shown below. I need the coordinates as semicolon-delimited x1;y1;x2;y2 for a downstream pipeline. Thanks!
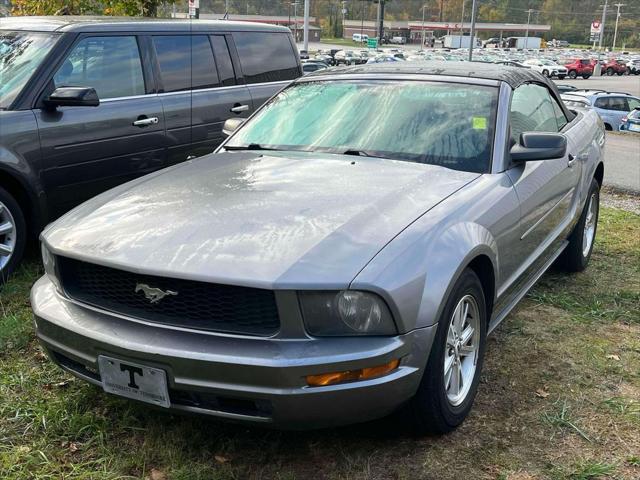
0;187;27;285
559;179;600;272
607;67;614;76
616;71;623;76
542;69;549;77
604;123;613;131
582;74;591;79
568;70;577;79
409;269;488;435
558;75;566;80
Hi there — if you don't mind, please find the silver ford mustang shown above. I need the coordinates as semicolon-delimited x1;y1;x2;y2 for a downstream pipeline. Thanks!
31;63;605;433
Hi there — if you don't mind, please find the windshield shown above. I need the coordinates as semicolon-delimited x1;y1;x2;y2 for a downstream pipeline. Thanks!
0;31;59;109
225;80;498;173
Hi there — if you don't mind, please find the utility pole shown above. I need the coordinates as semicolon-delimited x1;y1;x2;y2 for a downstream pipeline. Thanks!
459;0;466;48
598;0;608;49
341;0;347;40
293;1;299;42
468;0;477;61
303;0;310;50
612;3;624;51
421;4;427;50
524;8;534;49
377;0;385;46
361;0;364;38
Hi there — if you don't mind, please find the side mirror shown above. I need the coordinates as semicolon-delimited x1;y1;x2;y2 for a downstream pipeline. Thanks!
43;87;100;108
222;118;245;137
510;132;567;162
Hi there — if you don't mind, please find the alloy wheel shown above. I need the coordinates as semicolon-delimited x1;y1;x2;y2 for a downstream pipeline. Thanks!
582;193;598;258
444;294;481;407
0;200;17;271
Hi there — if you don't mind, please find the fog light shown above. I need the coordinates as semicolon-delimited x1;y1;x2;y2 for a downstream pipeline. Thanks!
306;358;400;387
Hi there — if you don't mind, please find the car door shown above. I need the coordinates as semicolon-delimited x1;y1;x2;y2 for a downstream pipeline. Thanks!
190;34;253;158
594;96;628;129
35;34;166;219
232;31;301;110
506;83;583;267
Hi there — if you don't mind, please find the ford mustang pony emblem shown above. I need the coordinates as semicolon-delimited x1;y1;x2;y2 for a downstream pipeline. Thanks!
135;283;178;304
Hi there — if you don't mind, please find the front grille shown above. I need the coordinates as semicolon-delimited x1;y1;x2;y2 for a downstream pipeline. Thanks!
57;257;280;336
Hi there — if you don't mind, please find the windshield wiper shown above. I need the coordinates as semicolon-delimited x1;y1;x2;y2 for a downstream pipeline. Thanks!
224;143;282;151
342;149;386;159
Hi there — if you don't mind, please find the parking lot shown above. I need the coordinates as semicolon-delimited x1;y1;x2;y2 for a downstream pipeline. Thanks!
2;17;640;480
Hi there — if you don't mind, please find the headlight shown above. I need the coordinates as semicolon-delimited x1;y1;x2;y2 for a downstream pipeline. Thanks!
41;243;61;291
299;290;396;336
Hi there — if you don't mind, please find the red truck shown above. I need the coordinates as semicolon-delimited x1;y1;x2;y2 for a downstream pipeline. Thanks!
599;58;627;76
564;58;593;79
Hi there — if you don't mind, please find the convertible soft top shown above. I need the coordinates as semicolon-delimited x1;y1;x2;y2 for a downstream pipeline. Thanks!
317;60;558;91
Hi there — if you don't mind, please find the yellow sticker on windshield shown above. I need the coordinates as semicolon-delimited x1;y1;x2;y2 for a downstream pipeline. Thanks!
472;117;487;130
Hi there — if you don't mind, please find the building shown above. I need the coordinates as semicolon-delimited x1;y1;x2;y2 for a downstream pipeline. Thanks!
173;13;321;42
343;19;550;45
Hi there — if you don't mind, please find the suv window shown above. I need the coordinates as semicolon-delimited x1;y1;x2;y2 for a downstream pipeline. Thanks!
595;96;628;111
53;36;145;99
233;32;299;84
627;98;640;110
510;84;559;143
579;59;590;65
210;35;236;86
153;35;219;92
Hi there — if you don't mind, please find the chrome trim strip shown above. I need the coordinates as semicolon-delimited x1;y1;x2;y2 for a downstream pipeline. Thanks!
295;73;501;87
520;189;574;240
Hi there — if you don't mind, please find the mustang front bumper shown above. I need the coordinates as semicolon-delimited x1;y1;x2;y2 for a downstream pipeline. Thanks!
31;276;437;429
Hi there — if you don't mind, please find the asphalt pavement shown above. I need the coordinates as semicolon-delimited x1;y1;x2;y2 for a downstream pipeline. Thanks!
603;132;640;193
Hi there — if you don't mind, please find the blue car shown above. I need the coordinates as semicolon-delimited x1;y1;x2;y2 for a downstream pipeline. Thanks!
620;107;640;133
561;90;640;131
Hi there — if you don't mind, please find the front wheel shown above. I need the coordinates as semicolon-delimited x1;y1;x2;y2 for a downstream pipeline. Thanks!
0;187;27;285
409;269;487;435
559;178;600;272
582;74;591;79
607;67;614;76
568;70;577;79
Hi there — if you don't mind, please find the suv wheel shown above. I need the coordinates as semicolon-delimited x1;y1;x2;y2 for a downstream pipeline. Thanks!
582;74;591;79
559;178;600;272
606;67;614;76
568;70;577;79
0;187;26;284
409;269;487;434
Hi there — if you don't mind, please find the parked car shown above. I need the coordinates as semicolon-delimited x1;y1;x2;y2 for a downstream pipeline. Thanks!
523;59;568;79
561;94;591;110
367;55;402;64
352;33;369;43
619;107;640;133
495;60;530;69
599;58;627;76
626;59;640;75
389;36;406;45
302;61;328;74
314;52;335;66
563;58;593;79
32;62;604;433
0;17;302;282
299;49;310;60
562;90;640;130
334;50;364;65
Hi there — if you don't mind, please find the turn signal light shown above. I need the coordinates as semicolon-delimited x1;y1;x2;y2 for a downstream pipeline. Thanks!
306;359;400;387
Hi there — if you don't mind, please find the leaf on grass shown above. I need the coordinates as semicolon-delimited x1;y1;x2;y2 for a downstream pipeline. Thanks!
535;388;550;398
69;442;79;453
147;468;167;480
215;455;230;464
605;354;620;361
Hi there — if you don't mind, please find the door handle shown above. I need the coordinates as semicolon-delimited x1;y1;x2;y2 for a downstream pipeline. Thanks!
230;104;249;113
567;154;576;168
132;117;159;127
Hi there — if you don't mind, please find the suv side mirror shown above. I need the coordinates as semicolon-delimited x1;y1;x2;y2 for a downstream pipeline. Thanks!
222;118;245;136
510;132;567;162
43;87;100;108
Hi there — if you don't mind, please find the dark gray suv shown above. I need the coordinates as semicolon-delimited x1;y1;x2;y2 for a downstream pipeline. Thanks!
0;17;301;281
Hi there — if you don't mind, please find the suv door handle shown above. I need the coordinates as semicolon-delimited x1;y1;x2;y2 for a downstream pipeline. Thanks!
567;154;577;167
230;104;249;113
132;117;159;127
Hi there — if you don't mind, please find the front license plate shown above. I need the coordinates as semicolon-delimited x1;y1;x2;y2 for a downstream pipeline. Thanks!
629;124;640;132
98;355;170;408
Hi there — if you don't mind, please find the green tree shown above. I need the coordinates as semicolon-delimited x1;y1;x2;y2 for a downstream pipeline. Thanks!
10;0;174;17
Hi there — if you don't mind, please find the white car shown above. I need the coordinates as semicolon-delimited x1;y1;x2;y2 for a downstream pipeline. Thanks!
523;59;568;79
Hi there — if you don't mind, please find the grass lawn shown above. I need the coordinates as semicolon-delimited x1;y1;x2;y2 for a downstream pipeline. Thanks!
1;206;638;480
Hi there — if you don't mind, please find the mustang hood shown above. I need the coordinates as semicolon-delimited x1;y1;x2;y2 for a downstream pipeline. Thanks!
44;152;479;288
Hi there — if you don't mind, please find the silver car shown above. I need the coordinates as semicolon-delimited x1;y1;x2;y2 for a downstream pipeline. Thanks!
31;63;605;433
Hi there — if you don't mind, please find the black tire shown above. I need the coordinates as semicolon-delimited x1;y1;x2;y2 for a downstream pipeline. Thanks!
607;67;614;76
409;269;488;435
559;179;600;273
582;74;591;79
604;123;613;131
558;75;566;80
616;71;623;76
568;70;577;79
0;187;27;285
